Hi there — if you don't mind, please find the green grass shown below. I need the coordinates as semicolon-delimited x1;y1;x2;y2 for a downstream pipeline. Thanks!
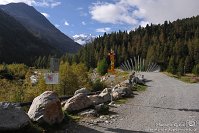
67;114;81;121
114;98;128;104
163;72;199;83
134;84;147;92
115;71;129;76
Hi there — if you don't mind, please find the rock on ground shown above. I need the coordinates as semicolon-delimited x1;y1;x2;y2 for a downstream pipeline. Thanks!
0;102;30;131
88;95;104;105
112;86;132;100
95;103;109;115
28;91;64;125
79;109;97;117
99;88;112;103
74;88;90;96
63;93;92;112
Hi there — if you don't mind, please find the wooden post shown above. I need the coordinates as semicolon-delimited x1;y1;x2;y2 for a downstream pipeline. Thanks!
108;49;115;74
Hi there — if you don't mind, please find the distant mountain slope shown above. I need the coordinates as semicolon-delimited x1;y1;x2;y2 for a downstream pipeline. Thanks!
0;2;82;53
0;9;60;65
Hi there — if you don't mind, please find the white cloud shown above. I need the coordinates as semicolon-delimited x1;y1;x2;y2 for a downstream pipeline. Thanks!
82;21;86;25
41;12;50;18
55;24;60;28
73;34;87;38
0;0;35;5
50;1;61;8
140;21;149;27
64;21;69;26
121;0;199;24
90;0;199;27
0;0;61;8
96;27;111;33
89;1;139;25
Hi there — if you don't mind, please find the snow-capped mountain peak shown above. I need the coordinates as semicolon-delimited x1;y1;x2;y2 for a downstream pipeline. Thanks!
73;34;96;45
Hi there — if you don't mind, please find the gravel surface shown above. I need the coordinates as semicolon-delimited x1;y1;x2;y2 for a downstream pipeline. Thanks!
69;72;199;133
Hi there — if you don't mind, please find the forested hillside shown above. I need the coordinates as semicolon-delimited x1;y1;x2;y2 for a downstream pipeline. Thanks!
71;16;199;74
0;3;82;54
0;9;60;65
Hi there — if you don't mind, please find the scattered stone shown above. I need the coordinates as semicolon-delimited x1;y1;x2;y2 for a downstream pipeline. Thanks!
79;109;97;117
119;80;130;87
105;120;109;124
99;115;108;120
95;103;109;115
63;93;92;112
28;91;64;125
0;102;30;131
110;115;117;119
74;88;90;96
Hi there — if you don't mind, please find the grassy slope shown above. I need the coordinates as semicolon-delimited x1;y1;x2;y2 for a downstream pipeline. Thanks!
163;72;199;83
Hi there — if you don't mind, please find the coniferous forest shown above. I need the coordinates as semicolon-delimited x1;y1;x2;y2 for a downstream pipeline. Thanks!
68;16;199;75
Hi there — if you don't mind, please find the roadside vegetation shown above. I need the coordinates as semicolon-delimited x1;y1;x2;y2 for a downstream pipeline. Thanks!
0;63;93;102
133;84;147;92
163;72;199;83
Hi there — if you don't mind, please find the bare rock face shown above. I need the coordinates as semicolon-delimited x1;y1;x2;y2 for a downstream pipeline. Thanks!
28;91;64;125
98;88;112;103
0;102;30;131
74;88;90;96
63;93;92;112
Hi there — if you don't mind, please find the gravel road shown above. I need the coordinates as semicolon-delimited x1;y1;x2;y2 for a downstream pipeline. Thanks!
70;72;199;133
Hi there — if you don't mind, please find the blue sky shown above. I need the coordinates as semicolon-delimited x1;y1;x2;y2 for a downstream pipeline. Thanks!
34;0;136;37
1;0;199;38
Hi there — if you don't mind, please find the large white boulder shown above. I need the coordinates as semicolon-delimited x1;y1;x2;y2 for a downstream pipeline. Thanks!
63;93;92;112
28;91;64;125
0;102;30;131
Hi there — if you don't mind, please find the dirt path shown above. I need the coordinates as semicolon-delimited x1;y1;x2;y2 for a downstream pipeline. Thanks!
69;72;199;133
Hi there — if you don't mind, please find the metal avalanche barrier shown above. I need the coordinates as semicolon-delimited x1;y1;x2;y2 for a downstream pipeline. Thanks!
120;56;160;72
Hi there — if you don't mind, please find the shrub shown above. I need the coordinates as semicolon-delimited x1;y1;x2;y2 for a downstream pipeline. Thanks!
192;64;199;76
97;58;108;75
91;79;106;92
0;65;14;80
8;64;28;79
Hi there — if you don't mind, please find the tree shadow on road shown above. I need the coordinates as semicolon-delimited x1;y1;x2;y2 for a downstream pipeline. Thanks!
132;105;199;113
144;79;153;83
105;128;152;133
66;122;104;133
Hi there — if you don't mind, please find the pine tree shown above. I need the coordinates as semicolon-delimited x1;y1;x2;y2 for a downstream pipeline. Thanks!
167;56;176;74
97;58;108;75
177;59;185;76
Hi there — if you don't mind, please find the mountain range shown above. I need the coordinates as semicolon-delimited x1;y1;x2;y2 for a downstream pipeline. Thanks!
0;3;81;65
73;34;96;45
